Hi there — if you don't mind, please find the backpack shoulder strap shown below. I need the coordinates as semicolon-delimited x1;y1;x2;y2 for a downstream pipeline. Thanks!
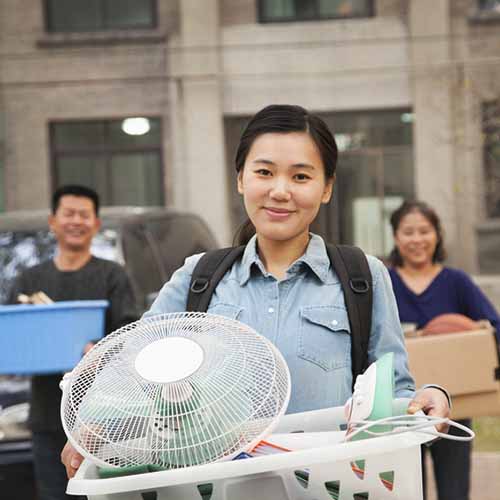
186;246;245;312
326;244;373;385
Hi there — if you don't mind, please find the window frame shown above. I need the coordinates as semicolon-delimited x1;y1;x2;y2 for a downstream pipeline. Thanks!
479;0;500;10
469;0;500;23
483;101;500;219
257;0;375;23
43;0;158;33
49;117;164;206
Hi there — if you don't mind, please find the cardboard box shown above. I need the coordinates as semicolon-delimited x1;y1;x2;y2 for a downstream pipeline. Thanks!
405;326;500;419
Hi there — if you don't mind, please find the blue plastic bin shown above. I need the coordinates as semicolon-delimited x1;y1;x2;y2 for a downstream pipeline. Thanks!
0;300;108;375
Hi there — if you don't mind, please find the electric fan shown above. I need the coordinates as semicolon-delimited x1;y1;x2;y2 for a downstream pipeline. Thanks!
60;312;291;471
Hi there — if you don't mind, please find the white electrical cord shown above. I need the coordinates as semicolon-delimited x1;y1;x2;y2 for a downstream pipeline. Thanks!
345;414;475;443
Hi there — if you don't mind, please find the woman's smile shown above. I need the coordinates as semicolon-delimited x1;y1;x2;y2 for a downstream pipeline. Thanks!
263;206;295;219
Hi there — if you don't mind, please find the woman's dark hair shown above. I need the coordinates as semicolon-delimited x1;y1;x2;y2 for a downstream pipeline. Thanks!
52;184;100;216
388;200;447;266
234;104;338;245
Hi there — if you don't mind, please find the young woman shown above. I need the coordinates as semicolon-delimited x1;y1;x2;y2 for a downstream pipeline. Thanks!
62;105;450;477
388;200;500;500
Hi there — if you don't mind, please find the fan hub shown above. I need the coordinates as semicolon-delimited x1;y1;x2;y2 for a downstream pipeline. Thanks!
134;337;204;383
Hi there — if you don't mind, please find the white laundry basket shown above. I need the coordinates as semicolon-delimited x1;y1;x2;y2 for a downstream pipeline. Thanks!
67;403;434;500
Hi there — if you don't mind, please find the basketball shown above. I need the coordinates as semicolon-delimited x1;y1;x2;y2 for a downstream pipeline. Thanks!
422;313;479;335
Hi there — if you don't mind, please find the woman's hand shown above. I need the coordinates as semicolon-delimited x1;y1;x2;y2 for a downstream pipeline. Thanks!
61;440;84;479
407;386;450;432
83;342;95;355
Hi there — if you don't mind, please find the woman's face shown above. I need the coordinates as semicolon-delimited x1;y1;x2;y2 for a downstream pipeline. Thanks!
237;131;333;246
394;210;439;267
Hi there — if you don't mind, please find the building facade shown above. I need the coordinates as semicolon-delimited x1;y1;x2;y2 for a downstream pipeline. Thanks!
0;0;499;273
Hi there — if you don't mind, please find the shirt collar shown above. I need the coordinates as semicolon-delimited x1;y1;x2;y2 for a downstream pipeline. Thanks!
237;233;330;285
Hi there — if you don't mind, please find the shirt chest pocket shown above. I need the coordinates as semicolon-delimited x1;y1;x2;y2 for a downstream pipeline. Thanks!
297;306;352;371
206;303;243;321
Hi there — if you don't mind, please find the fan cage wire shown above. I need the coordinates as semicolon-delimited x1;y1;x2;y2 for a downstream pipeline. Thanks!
61;312;291;469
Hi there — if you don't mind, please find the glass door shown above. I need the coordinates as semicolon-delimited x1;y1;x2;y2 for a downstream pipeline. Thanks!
318;145;413;257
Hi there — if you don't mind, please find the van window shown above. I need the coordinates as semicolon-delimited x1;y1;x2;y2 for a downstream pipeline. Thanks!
0;229;120;304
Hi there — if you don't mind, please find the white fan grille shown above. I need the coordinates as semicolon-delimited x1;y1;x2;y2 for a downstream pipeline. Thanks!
61;312;290;469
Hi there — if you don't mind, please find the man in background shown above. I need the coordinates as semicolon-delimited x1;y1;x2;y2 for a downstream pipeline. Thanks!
8;185;138;500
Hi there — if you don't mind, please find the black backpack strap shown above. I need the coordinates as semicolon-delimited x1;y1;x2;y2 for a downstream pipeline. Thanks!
326;244;373;387
186;246;245;312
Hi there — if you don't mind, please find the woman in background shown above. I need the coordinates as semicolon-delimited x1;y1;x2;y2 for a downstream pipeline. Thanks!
388;200;500;500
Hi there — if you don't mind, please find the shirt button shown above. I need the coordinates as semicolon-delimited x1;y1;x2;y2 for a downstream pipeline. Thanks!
268;307;275;313
331;319;338;326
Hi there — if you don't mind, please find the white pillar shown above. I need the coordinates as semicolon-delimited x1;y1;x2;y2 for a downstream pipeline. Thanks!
409;0;459;266
169;0;231;245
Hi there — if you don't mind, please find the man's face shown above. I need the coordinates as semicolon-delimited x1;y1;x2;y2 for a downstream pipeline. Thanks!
48;195;101;253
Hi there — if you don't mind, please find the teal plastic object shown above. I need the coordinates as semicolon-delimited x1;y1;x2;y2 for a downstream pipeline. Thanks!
79;382;252;469
370;352;395;421
0;300;108;375
153;385;252;468
350;352;395;441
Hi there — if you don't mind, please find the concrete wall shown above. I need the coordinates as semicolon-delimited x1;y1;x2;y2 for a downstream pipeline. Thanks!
1;0;499;263
219;3;410;115
0;0;234;245
221;0;256;25
189;0;500;261
0;0;171;210
458;2;500;273
408;0;500;273
474;274;500;311
169;0;412;243
167;0;232;244
409;0;460;266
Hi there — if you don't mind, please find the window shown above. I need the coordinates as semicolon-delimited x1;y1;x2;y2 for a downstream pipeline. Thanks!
483;101;500;217
0;162;3;212
44;0;157;33
224;109;413;256
51;118;164;207
258;0;374;23
0;115;4;212
321;110;414;256
479;0;500;13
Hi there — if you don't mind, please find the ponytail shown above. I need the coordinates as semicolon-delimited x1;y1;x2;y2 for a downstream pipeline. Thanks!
233;219;256;246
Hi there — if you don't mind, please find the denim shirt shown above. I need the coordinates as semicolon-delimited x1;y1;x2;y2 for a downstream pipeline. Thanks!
146;234;415;414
